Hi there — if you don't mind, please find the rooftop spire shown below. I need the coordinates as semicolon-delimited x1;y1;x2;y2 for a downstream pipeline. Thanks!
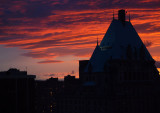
97;37;98;46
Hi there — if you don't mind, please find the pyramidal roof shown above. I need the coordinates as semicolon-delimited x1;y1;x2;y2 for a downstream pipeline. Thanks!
85;10;154;72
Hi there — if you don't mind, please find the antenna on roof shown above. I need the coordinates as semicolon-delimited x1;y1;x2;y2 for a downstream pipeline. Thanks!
97;37;99;46
113;10;114;20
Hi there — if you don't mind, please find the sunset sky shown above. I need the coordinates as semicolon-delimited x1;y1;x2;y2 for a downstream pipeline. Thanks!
0;0;160;80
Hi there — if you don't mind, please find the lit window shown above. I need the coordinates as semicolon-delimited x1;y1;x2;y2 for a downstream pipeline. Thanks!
50;91;53;96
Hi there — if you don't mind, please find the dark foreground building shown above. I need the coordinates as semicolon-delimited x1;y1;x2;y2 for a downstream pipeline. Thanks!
56;9;160;113
0;68;36;113
35;77;64;113
35;75;80;113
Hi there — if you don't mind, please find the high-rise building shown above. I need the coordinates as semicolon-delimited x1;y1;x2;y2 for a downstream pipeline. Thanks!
0;68;36;113
35;77;64;113
79;9;160;113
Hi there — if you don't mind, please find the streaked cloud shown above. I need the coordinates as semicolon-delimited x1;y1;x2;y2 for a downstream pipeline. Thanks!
38;60;64;64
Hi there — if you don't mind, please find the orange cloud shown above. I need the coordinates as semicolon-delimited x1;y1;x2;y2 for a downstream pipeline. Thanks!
38;60;64;64
0;1;160;65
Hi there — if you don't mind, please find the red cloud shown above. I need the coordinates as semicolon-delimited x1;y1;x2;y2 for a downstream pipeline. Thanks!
22;51;56;59
38;60;64;64
0;0;160;65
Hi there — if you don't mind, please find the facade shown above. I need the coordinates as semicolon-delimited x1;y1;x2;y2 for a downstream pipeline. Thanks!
0;68;36;113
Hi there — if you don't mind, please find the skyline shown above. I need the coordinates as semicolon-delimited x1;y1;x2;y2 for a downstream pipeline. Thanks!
0;0;160;80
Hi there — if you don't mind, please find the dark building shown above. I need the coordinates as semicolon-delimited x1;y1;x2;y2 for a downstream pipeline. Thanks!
0;68;36;113
35;77;64;113
56;75;81;113
55;9;160;113
64;75;80;89
79;9;160;113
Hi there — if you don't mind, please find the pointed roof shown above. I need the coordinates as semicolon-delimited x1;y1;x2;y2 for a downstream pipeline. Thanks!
84;18;154;73
100;19;153;60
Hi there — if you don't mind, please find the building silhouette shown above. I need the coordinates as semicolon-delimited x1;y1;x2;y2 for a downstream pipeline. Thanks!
0;68;36;113
35;75;80;113
54;9;160;113
78;9;160;113
35;77;64;113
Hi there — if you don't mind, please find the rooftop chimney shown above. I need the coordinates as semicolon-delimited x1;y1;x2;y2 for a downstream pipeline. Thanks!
118;9;126;22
